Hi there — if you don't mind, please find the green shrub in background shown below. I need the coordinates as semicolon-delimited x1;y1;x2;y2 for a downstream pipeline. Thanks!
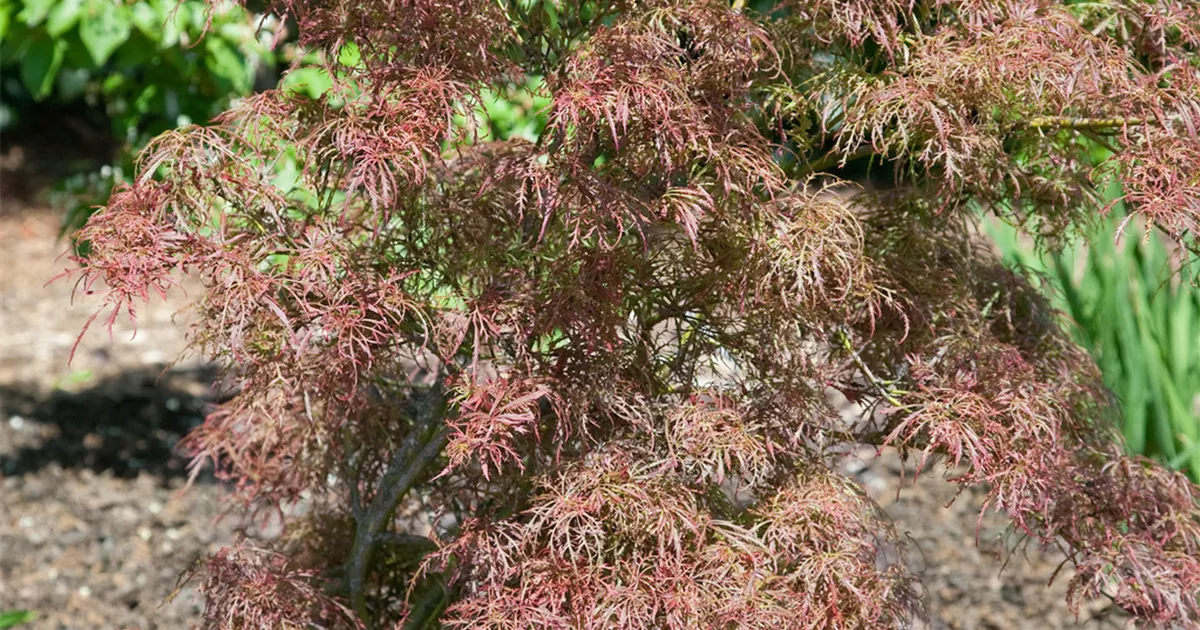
986;196;1200;482
451;75;553;145
0;0;274;136
0;0;277;226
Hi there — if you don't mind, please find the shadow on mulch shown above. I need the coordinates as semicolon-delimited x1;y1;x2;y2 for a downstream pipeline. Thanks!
0;365;227;480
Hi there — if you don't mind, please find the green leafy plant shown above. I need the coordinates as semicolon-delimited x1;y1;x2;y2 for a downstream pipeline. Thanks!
1;0;273;134
452;76;553;144
0;0;277;228
0;610;36;629
986;196;1200;482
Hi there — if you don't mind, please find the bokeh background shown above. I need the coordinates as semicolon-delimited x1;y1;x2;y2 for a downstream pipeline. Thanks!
1;1;1196;627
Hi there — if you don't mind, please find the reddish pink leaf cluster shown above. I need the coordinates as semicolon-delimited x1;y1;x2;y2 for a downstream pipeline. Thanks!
68;0;1199;627
426;446;916;629
181;539;354;629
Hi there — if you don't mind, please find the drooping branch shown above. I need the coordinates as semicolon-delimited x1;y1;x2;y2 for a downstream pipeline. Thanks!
800;114;1170;178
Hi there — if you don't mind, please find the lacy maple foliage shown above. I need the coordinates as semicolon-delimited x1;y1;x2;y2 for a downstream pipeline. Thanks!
71;0;1200;627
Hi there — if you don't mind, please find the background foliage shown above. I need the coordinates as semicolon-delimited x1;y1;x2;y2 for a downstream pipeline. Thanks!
0;0;276;226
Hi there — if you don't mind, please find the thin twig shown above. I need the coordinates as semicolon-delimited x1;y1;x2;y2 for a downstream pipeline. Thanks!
836;329;907;408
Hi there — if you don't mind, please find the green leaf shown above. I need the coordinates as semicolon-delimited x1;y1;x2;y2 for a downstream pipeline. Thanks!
131;0;181;48
79;0;132;65
110;29;156;67
130;83;159;116
281;67;333;98
56;66;89;100
2;21;28;60
214;18;252;44
15;0;54;26
338;42;361;67
542;0;559;29
45;0;82;36
1160;376;1199;471
1133;292;1177;462
1166;288;1194;386
129;1;158;38
0;0;13;40
20;36;67;100
101;71;127;93
0;610;37;629
204;35;250;92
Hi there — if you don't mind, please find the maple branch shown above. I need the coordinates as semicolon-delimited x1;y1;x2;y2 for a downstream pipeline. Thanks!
1024;112;1191;132
796;144;879;176
1025;115;1154;130
345;383;449;628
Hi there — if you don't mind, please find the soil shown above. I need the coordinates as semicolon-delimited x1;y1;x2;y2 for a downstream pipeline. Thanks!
0;197;1134;629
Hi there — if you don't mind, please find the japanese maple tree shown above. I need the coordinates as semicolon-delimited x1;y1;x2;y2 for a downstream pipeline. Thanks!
70;0;1200;627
